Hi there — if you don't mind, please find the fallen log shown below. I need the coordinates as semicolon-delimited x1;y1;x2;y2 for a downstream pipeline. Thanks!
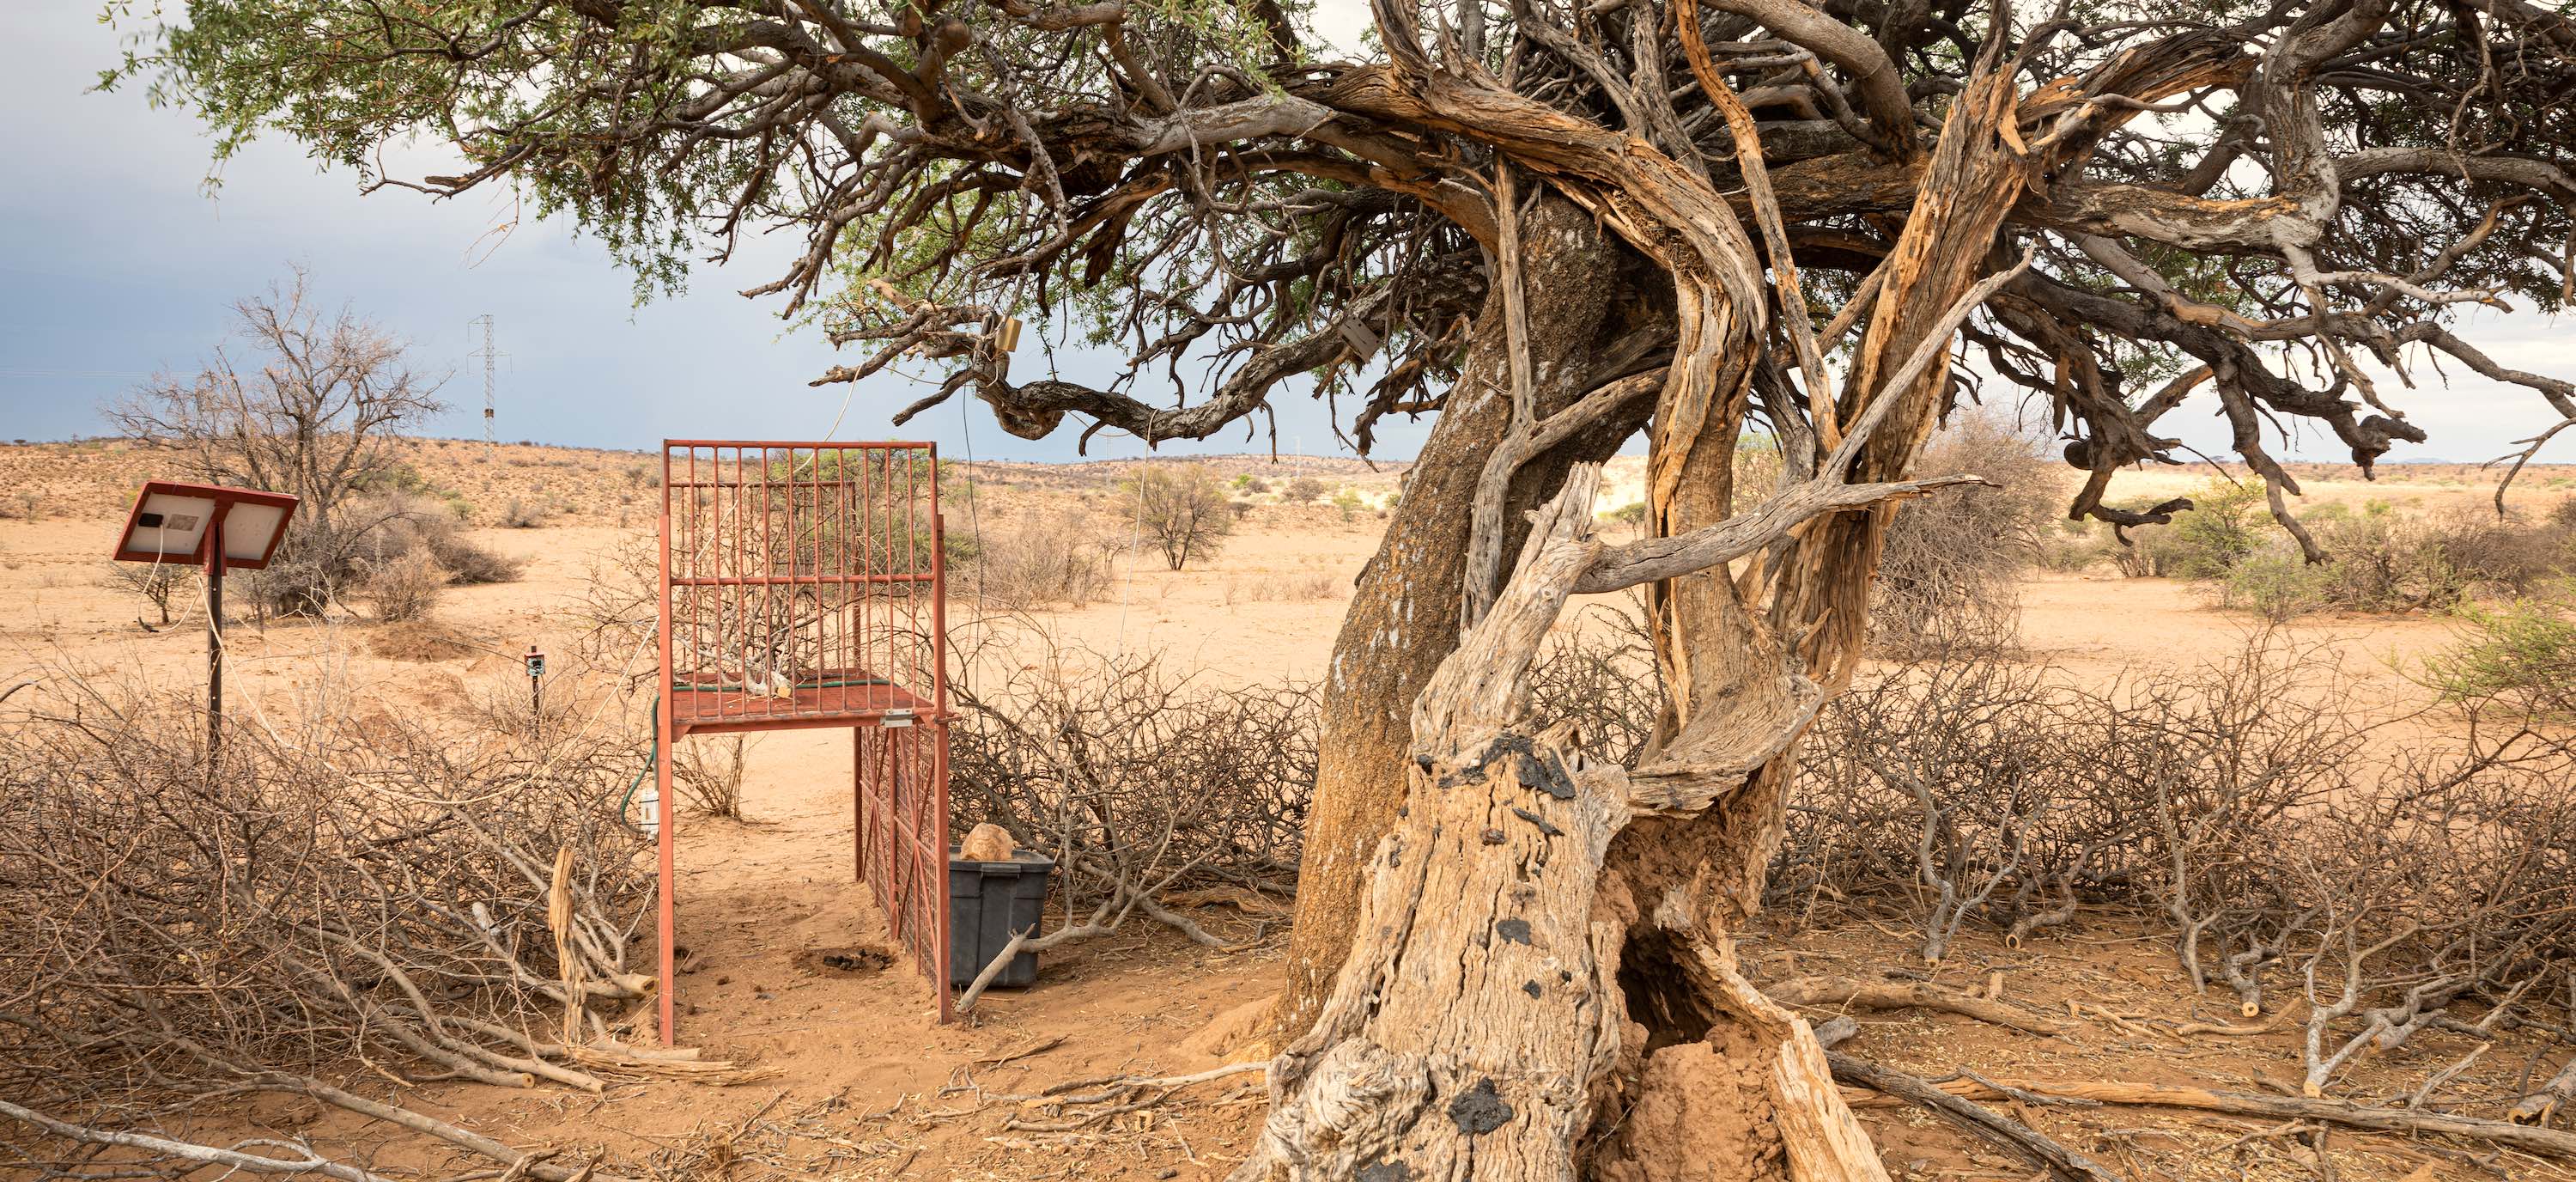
1845;1071;2576;1160
1825;1053;2120;1182
1996;1078;2576;1158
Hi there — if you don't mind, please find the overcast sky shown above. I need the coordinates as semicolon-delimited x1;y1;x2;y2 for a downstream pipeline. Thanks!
2;3;2567;467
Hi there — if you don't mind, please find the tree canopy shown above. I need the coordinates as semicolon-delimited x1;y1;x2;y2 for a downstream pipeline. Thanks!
112;0;2576;532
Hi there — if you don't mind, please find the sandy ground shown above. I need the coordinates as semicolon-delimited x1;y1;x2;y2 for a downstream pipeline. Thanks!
3;442;2571;1181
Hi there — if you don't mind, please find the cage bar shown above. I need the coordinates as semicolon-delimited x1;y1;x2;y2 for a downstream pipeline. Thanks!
655;441;953;1039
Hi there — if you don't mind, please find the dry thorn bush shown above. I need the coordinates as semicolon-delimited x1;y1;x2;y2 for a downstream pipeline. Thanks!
1523;598;1663;769
366;489;523;585
1523;625;2576;1111
357;547;451;622
1222;572;1344;605
963;506;1116;607
1870;412;2060;657
103;560;197;628
0;664;747;1181
943;627;1315;998
672;733;760;821
0;490;46;521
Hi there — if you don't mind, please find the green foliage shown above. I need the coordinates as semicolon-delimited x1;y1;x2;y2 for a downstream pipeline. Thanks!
2165;479;2270;578
355;460;436;497
2301;512;2468;612
2219;552;2328;621
934;521;983;570
1120;464;1234;570
2160;494;2573;618
2426;591;2576;723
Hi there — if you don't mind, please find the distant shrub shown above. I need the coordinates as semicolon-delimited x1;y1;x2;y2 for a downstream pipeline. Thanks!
106;562;197;626
1872;414;2059;655
236;492;514;618
501;497;550;528
1121;464;1234;570
358;550;450;622
2220;552;2330;620
2126;484;2573;618
2111;521;2184;577
361;492;520;584
1728;434;1786;513
2105;478;2270;581
964;508;1115;606
2427;509;2572;594
353;460;435;497
2036;520;2105;572
2427;589;2576;723
1285;475;1327;503
1223;572;1342;605
2300;511;2468;612
2166;479;2271;577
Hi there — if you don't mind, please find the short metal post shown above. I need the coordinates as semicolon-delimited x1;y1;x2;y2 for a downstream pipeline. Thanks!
525;645;547;743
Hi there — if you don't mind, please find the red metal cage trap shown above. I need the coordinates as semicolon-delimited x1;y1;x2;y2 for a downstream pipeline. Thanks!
654;441;953;1038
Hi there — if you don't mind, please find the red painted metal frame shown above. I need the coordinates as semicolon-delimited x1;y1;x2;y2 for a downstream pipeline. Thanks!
654;442;953;1041
854;722;952;1021
111;480;300;570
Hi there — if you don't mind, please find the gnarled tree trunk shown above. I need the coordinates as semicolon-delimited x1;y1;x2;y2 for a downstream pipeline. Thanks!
1277;193;1662;1044
1242;51;2030;1182
1237;466;1975;1182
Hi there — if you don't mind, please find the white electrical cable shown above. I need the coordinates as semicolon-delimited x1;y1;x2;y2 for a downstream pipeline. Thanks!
1110;451;1147;661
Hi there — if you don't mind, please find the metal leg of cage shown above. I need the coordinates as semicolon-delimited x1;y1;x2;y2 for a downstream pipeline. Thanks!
655;715;678;1044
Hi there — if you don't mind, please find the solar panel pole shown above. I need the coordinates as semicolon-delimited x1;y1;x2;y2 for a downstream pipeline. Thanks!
204;502;231;764
114;482;297;771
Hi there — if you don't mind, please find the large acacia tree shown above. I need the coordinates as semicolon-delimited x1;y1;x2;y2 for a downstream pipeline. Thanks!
123;0;2576;1174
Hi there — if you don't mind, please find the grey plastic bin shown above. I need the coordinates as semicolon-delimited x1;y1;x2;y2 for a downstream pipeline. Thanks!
948;848;1056;988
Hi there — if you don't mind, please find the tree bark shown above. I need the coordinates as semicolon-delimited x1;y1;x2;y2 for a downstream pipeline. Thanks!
1244;47;2031;1181
1236;466;1910;1182
1274;193;1653;1045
